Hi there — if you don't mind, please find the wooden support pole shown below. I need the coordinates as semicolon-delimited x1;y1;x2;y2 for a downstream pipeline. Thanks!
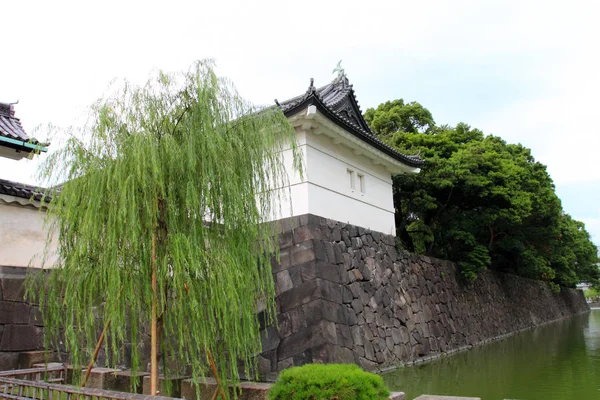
80;319;111;387
80;287;123;387
150;223;159;395
207;350;227;400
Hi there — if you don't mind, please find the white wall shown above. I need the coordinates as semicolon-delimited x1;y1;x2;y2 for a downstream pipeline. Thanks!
0;202;57;268
304;131;396;235
271;125;397;235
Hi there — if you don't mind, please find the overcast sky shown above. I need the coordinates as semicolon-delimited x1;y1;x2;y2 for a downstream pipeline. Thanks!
1;0;599;245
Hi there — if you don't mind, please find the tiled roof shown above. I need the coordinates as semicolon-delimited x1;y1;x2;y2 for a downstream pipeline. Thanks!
0;178;49;202
277;76;424;168
0;102;48;150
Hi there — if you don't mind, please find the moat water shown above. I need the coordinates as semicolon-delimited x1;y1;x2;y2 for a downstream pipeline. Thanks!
383;308;600;400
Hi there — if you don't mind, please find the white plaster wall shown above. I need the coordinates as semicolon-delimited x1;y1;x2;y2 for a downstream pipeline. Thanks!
268;181;309;222
271;127;397;235
304;132;394;212
307;183;396;235
266;130;308;221
0;203;57;268
304;132;395;234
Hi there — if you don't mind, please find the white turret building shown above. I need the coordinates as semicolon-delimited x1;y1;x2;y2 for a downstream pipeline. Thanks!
275;74;423;235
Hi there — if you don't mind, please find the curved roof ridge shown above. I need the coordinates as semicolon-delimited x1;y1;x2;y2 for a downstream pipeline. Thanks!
0;102;50;152
277;77;424;168
0;178;50;202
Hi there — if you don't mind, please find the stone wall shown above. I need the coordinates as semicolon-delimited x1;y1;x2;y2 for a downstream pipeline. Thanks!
1;215;589;380
0;266;45;370
0;265;149;372
258;214;589;379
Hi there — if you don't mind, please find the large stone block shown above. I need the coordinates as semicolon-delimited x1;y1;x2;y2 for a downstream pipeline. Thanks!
299;261;318;282
326;343;355;364
0;325;42;351
278;320;337;361
278;231;293;249
319;300;348;325
275;270;293;295
18;350;57;368
84;367;121;389
290;241;316;265
0;352;19;370
0;278;26;302
104;370;149;393
318;280;343;304
0;301;31;324
29;306;44;326
292;225;319;244
317;261;344;283
277;279;320;312
260;326;280;353
142;374;187;397
301;299;324;326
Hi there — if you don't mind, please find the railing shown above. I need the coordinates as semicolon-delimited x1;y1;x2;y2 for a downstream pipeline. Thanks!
0;366;66;384
0;377;178;400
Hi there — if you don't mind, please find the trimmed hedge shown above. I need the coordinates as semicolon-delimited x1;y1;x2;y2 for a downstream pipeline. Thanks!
268;363;390;400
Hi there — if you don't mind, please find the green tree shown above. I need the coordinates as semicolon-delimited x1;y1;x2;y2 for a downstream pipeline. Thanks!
365;99;599;286
364;99;435;140
31;61;302;397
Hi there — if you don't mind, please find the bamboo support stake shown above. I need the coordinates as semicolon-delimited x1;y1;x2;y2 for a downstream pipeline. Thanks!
80;288;123;387
150;222;159;395
80;319;110;387
207;350;228;400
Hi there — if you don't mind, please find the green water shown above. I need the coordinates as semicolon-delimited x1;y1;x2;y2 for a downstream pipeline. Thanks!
383;309;600;400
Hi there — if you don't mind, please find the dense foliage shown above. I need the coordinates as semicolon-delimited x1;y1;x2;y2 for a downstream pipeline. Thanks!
268;364;390;400
584;287;599;301
29;61;302;395
365;100;599;287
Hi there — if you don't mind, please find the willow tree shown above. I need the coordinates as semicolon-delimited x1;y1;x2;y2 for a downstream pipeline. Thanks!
31;61;302;396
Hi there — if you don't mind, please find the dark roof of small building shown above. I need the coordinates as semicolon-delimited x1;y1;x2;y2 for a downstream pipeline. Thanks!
0;102;48;152
277;75;424;168
0;178;48;202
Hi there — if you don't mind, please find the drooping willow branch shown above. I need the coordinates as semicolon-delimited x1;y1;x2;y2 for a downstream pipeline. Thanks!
28;60;303;398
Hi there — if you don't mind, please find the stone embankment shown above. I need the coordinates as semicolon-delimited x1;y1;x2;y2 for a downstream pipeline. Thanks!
258;214;589;379
0;266;45;370
1;215;590;385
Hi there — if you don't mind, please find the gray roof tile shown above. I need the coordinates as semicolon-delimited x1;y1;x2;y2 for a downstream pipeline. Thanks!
277;76;424;168
0;102;48;149
0;179;49;202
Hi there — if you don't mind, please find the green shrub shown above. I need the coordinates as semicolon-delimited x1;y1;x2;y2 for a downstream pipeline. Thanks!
268;363;390;400
584;287;599;299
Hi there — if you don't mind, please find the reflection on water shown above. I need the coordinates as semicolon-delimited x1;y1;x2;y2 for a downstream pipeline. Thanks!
383;309;600;400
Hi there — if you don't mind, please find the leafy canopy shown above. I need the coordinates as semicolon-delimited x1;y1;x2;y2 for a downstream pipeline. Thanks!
363;99;435;139
365;100;599;287
31;61;303;391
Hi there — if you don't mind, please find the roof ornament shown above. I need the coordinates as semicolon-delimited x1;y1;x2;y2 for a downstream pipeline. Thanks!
307;78;316;94
332;60;345;80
